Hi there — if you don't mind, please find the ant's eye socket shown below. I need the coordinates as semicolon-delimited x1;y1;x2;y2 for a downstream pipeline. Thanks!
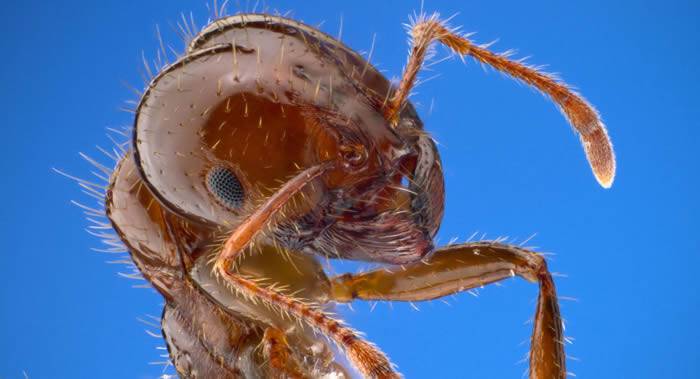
340;145;367;166
206;166;245;210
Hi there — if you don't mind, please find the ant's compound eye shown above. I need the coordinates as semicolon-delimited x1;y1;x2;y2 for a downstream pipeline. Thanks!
206;166;245;210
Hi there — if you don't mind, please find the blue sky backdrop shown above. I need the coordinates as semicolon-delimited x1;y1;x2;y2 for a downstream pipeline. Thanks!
1;1;698;378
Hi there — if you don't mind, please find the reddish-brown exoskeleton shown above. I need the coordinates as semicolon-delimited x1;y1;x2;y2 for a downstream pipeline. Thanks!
93;11;615;379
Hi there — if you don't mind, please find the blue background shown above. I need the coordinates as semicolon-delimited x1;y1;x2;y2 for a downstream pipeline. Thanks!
1;1;698;378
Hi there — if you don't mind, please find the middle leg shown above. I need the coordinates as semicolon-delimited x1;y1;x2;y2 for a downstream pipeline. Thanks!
330;242;566;379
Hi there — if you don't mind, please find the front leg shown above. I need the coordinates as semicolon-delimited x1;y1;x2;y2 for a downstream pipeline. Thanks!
213;162;400;379
330;242;566;379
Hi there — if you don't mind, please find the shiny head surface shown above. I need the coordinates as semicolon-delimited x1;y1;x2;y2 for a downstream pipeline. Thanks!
133;14;444;264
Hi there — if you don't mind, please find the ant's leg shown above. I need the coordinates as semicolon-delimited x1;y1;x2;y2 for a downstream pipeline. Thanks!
387;14;615;188
213;162;400;379
262;327;309;379
330;242;566;379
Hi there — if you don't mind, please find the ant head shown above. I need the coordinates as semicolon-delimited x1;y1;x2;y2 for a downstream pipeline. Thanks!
133;15;444;240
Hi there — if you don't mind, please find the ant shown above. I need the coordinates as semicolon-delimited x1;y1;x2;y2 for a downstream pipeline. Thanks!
75;10;615;379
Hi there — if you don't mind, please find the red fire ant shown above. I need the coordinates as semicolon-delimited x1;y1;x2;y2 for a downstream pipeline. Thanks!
73;10;615;379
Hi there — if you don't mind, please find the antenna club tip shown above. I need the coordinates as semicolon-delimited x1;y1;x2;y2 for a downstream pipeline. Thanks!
581;127;616;189
596;172;615;189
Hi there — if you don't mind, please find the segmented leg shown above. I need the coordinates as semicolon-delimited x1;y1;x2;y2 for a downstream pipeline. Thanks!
213;162;400;379
330;242;566;379
386;14;615;188
262;327;309;379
